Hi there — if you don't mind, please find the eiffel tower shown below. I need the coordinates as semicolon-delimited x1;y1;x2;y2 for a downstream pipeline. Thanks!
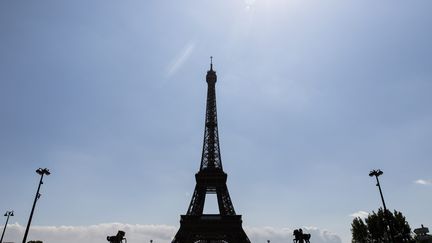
172;59;250;243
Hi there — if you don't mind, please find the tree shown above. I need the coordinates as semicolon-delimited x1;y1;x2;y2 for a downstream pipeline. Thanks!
351;208;414;243
392;210;412;241
352;217;368;242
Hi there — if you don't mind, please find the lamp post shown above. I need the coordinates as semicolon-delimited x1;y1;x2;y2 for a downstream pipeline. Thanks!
369;169;395;242
0;211;14;243
22;168;51;243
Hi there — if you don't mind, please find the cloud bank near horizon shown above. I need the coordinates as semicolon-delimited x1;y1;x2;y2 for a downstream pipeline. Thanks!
1;223;342;243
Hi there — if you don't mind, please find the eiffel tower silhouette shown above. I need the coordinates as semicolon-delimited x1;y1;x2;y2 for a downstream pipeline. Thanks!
172;59;250;243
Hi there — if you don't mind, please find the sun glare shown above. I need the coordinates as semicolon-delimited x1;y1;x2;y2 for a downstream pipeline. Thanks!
244;0;303;12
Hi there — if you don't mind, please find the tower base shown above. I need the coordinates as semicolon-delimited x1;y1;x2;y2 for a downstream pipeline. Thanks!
172;215;250;243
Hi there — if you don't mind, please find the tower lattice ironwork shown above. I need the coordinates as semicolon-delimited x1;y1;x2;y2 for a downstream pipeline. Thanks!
172;60;250;243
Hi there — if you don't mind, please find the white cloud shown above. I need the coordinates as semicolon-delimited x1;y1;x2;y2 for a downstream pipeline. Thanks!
414;179;432;185
1;223;342;243
246;226;342;243
166;42;195;77
349;211;369;219
2;223;176;243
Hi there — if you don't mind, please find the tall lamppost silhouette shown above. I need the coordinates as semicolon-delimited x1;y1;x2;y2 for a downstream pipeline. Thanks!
0;211;14;243
22;168;51;243
369;169;395;242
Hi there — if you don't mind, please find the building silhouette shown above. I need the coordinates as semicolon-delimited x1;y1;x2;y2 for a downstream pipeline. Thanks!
172;60;250;243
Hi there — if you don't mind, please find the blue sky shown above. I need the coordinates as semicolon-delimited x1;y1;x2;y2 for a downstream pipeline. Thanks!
1;1;431;242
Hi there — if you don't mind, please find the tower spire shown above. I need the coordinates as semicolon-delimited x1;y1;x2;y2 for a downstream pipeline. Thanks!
202;56;220;170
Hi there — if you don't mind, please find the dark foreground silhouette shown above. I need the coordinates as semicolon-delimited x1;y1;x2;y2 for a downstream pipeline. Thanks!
293;228;311;243
107;230;127;243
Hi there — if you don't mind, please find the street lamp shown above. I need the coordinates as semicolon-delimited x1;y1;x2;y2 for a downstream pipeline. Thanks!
22;168;51;243
0;211;14;243
369;169;395;242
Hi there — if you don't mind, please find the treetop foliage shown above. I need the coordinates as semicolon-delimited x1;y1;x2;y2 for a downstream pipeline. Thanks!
351;208;413;243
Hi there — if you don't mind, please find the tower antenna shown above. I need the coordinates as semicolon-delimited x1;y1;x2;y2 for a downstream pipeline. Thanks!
210;56;213;70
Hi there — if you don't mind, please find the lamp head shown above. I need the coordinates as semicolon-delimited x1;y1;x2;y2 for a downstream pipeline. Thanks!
369;169;383;177
36;168;51;176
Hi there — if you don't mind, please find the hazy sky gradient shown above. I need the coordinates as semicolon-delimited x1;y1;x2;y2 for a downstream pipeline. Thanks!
1;1;431;242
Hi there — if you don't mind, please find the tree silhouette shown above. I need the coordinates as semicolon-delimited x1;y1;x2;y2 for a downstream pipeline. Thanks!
351;208;413;243
352;217;368;243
